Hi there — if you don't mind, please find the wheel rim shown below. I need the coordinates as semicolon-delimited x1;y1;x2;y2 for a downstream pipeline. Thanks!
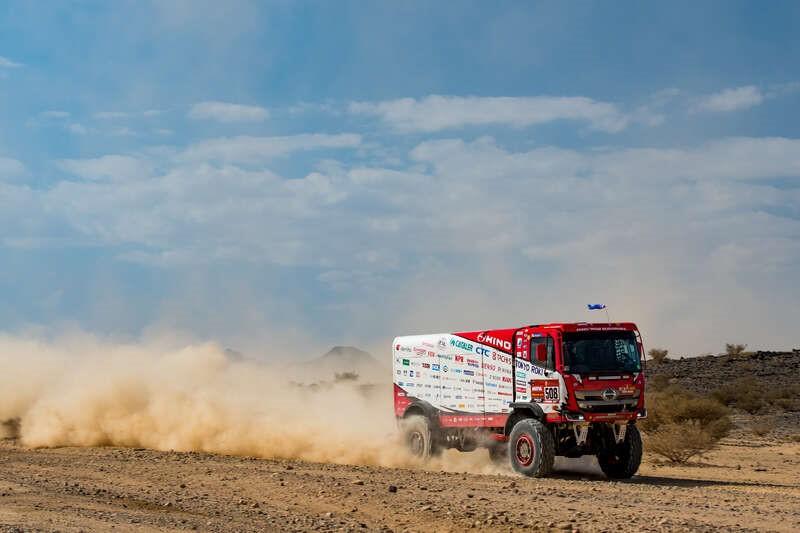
408;431;425;456
515;434;535;467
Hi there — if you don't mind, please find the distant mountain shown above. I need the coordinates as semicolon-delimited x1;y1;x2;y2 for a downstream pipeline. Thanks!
291;346;388;383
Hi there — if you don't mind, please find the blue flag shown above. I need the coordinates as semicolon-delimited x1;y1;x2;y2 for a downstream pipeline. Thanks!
587;304;607;310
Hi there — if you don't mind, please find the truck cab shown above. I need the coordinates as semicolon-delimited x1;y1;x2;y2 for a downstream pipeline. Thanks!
514;322;646;423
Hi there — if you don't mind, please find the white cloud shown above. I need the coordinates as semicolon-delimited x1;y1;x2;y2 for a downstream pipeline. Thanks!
349;95;632;132
188;101;269;123
0;157;26;178
93;111;132;120
180;133;362;164
6;129;799;353
0;56;21;68
68;123;88;135
58;155;153;181
40;110;71;119
692;85;764;113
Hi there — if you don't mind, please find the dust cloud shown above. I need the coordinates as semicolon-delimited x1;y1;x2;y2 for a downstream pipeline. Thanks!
0;332;510;474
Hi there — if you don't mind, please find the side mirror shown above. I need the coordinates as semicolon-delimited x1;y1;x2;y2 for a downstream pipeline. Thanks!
535;343;547;363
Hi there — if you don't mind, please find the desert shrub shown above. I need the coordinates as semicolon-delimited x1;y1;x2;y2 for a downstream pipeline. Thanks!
751;420;774;437
648;348;669;364
773;398;799;411
712;377;766;414
641;385;732;463
766;384;800;401
725;343;748;357
643;385;732;439
1;418;20;439
646;422;715;463
334;371;359;382
736;394;767;414
789;434;800;443
648;374;671;391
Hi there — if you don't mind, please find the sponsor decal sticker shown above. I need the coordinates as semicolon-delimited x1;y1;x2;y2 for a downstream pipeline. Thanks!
450;339;474;351
477;332;512;351
492;352;512;365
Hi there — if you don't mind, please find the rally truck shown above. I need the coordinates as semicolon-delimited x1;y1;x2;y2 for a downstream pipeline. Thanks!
393;322;646;478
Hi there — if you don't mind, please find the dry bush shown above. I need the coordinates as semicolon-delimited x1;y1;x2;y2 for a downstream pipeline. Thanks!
1;418;20;439
773;398;799;411
643;385;732;440
334;371;359;382
789;434;800;443
751;420;774;437
648;348;669;364
737;394;767;415
648;374;671;391
646;422;714;463
712;377;797;414
641;385;732;463
725;343;748;356
712;377;764;413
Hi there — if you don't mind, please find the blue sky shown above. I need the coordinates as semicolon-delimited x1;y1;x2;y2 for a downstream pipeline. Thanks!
0;1;798;356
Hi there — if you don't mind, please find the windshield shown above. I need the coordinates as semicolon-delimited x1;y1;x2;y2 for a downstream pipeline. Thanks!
562;331;641;374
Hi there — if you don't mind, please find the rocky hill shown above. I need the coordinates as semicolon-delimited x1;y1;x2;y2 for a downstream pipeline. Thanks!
644;349;800;394
645;349;800;438
288;345;387;384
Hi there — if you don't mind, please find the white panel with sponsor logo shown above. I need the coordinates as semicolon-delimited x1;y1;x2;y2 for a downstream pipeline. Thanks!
392;335;441;407
393;334;514;415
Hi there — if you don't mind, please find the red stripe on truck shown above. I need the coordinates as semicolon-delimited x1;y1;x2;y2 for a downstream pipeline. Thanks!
439;413;509;428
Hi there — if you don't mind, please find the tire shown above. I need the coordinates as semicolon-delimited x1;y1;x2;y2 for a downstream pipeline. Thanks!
400;415;439;460
597;425;642;479
508;418;555;477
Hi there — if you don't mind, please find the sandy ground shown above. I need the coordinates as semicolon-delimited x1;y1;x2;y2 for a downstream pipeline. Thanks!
1;438;799;533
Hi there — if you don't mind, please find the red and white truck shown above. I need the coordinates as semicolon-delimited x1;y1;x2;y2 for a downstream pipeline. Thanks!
393;322;646;478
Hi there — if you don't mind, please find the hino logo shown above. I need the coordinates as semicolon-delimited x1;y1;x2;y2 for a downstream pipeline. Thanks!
477;332;512;351
601;388;618;401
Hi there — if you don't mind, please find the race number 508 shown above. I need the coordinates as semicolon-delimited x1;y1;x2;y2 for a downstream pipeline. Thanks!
544;387;559;402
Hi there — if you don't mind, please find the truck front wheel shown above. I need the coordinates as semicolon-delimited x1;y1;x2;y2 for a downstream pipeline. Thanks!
597;424;642;479
400;415;440;460
508;418;555;477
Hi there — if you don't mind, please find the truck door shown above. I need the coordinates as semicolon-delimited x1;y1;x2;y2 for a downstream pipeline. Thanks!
528;334;560;409
514;329;560;410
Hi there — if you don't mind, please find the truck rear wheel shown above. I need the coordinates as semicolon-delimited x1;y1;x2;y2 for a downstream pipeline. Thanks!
508;418;555;477
597;425;642;479
400;415;439;460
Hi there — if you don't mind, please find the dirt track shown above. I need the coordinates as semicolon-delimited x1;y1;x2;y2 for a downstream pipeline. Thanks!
1;439;799;533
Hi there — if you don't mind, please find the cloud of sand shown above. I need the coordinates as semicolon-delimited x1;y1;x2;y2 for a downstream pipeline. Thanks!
0;332;515;474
